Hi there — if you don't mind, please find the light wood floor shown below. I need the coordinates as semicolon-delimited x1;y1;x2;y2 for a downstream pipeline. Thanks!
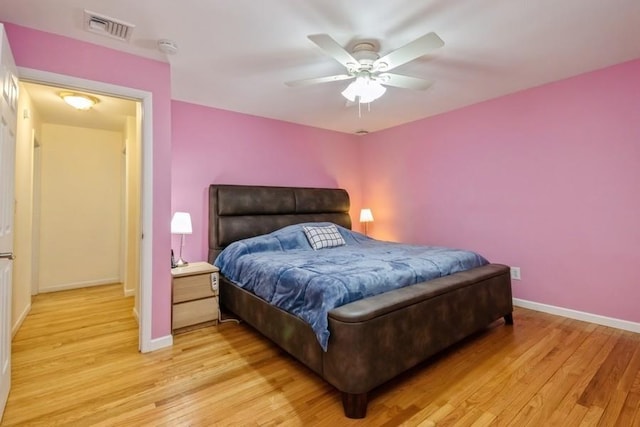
2;284;640;426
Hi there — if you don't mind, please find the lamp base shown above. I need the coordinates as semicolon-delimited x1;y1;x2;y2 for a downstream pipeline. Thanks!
175;258;188;267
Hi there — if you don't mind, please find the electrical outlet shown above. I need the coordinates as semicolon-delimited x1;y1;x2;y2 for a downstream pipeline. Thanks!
510;267;521;281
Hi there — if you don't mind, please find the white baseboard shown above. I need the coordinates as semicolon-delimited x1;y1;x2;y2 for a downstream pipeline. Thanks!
142;334;173;353
12;302;31;338
513;298;640;333
38;278;121;293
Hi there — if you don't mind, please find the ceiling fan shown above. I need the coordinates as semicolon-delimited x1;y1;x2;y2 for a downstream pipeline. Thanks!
285;32;444;104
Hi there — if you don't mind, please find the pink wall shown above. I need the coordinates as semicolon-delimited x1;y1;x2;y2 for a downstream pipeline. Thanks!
171;101;364;263
8;21;638;341
362;59;640;323
5;24;174;339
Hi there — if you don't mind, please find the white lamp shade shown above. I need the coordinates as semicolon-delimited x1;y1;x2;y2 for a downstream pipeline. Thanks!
341;77;386;104
171;212;192;234
360;208;374;223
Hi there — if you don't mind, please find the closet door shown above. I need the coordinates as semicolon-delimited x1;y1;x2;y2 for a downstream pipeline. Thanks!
0;23;19;420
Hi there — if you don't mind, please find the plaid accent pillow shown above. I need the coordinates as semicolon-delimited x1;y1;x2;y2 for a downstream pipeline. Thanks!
303;224;346;250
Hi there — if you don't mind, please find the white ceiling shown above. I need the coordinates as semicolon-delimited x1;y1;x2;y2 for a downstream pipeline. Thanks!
2;0;640;134
21;82;137;132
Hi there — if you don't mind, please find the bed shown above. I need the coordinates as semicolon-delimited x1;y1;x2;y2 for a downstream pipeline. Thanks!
208;184;513;418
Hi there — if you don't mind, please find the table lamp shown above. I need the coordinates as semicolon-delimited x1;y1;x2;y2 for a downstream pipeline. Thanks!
360;208;374;236
171;212;192;267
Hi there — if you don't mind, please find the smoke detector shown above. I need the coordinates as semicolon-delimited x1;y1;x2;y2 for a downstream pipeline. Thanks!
158;39;179;55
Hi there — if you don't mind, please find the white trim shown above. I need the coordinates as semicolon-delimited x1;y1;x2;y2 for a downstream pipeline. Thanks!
513;298;640;333
38;278;121;293
11;302;30;338
138;96;154;353
145;334;173;352
124;288;135;297
18;67;154;353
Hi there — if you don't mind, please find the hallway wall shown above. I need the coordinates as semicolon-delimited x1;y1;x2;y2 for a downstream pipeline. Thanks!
38;124;123;292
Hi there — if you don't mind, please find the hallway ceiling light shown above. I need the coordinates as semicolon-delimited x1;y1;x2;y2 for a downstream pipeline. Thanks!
59;92;99;110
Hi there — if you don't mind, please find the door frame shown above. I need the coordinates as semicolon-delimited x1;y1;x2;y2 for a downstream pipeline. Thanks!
18;67;154;352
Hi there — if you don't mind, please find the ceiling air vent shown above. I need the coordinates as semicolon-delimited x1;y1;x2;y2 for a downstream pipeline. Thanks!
83;10;135;42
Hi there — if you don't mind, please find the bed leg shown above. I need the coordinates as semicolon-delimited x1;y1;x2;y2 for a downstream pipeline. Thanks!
504;313;514;325
341;392;368;419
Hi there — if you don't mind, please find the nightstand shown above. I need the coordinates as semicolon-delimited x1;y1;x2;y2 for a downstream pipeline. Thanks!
171;262;219;333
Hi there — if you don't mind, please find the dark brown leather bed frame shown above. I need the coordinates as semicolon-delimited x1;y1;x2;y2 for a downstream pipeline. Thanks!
208;184;513;418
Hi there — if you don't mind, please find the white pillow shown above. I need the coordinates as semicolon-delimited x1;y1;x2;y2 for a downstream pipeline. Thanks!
303;224;346;250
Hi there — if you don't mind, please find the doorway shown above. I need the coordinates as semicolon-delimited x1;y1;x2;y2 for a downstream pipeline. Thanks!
19;81;140;298
14;68;154;352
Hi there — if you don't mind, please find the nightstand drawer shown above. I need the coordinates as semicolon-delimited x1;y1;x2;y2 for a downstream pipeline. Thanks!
173;273;217;303
172;297;218;329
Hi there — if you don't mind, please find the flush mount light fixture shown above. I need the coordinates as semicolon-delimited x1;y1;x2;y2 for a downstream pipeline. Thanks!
59;92;99;110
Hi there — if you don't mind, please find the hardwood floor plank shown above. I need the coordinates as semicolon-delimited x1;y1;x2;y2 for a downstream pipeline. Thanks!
615;391;640;427
578;333;637;408
467;411;496;427
543;327;621;426
595;388;628;426
402;401;441;426
490;326;591;426
514;322;613;426
579;405;604;426
469;318;580;420
421;403;455;425
3;285;640;426
620;339;640;393
439;329;550;417
558;403;588;425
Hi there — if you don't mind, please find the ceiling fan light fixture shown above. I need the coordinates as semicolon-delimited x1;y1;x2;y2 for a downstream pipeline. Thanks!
341;76;386;104
59;92;99;110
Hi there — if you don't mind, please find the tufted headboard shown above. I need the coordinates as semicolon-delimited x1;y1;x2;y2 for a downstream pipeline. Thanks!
208;184;352;263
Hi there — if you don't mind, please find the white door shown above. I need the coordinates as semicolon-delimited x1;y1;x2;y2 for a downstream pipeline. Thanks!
0;23;18;420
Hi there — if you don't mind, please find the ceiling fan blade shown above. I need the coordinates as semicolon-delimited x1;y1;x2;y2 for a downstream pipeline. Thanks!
374;32;444;71
285;74;353;88
379;73;433;90
308;34;359;69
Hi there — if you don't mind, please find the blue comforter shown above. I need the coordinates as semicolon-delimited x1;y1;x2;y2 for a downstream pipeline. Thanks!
214;223;488;350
